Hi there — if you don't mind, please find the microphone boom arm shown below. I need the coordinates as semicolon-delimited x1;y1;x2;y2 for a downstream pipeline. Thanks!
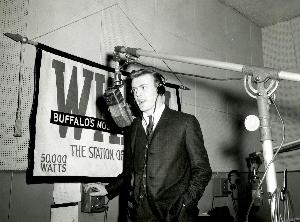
114;46;300;82
115;46;300;222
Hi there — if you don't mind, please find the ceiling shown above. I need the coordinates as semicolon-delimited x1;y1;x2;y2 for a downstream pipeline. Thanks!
219;0;300;27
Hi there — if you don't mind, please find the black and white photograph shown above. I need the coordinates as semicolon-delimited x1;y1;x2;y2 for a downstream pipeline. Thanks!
1;0;300;222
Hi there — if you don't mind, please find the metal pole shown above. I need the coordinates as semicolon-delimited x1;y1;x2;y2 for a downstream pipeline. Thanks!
257;83;278;221
136;49;244;72
114;46;300;82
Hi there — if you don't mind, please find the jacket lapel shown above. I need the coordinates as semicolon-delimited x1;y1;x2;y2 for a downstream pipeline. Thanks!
148;106;170;144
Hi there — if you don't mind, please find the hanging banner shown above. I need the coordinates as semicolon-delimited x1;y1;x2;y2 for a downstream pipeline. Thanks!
27;45;181;183
29;49;124;181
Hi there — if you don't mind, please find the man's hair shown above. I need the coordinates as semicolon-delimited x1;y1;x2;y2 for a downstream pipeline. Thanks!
130;69;165;87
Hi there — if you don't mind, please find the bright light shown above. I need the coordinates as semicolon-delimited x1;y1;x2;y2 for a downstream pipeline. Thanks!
245;115;260;131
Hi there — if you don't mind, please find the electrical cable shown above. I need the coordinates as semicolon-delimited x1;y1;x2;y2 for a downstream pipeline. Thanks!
31;4;118;40
117;5;185;88
286;190;295;221
245;96;285;222
28;1;242;88
7;171;14;222
275;171;296;222
103;199;110;222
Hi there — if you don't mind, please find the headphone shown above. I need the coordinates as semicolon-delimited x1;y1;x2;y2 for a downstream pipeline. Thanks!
129;70;166;122
156;73;166;95
130;69;166;95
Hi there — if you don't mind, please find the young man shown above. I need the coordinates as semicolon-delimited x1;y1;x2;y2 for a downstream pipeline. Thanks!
86;69;212;222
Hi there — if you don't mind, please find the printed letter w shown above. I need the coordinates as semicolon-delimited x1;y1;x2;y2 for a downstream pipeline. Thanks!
52;59;93;140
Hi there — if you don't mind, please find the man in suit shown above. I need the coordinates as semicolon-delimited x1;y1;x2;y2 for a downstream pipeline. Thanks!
86;69;212;221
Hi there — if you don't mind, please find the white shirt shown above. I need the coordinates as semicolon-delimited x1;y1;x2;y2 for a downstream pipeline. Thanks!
142;104;165;133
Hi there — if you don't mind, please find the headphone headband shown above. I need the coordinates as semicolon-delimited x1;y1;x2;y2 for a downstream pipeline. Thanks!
131;69;166;95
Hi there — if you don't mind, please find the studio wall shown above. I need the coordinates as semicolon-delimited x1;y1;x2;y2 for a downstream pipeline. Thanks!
262;17;300;171
0;0;272;221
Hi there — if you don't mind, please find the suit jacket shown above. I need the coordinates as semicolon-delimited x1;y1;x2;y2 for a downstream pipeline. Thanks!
106;106;212;221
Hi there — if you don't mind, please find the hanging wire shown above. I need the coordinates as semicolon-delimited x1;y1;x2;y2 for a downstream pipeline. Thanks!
31;4;118;40
270;186;295;222
274;169;296;222
245;96;285;222
284;190;295;221
103;199;110;222
7;171;14;222
28;2;242;86
116;5;185;87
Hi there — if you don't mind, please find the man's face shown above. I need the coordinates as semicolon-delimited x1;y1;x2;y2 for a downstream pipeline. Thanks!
131;74;158;114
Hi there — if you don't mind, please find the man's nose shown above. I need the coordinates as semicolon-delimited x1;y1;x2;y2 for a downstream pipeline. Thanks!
135;89;142;97
135;94;142;102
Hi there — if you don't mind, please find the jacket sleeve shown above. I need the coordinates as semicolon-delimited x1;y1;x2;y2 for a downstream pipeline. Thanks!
182;115;212;207
105;122;136;200
105;172;125;200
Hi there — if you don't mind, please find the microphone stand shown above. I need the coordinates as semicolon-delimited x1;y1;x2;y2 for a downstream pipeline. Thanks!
114;46;300;222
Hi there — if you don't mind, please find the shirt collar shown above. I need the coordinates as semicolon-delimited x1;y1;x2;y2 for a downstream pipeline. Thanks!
142;103;165;127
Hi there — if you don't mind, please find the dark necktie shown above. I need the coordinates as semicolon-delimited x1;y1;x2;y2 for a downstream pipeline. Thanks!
139;115;153;200
146;115;154;138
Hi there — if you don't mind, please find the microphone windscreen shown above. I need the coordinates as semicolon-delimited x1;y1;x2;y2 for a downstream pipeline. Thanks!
104;88;133;128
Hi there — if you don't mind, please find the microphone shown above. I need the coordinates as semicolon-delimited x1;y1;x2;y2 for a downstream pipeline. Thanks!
103;53;133;128
103;87;133;128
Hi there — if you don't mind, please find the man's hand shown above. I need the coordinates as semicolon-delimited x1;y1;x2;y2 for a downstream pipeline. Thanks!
84;183;108;196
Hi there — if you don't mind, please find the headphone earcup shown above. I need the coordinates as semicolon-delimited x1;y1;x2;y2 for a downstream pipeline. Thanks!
157;84;165;95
